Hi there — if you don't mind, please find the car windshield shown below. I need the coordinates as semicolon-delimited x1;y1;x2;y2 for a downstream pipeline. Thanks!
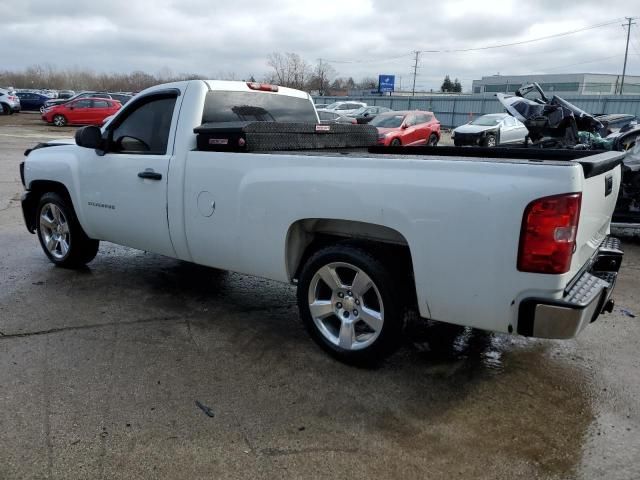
324;102;342;110
370;114;405;128
470;116;503;126
352;107;368;115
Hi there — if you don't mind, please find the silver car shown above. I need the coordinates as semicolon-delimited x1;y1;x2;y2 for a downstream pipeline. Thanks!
0;88;21;115
452;113;528;147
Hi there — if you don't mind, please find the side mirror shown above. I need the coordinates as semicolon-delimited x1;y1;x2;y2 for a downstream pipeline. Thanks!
68;106;74;110
75;126;104;151
401;124;408;129
364;113;369;117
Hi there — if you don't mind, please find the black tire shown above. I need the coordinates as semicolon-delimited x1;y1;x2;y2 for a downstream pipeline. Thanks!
390;138;402;147
36;192;99;268
428;133;438;146
297;244;404;366
53;114;67;127
483;134;497;148
1;103;9;115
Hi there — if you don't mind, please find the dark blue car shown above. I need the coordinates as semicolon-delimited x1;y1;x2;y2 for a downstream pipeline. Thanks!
15;92;50;112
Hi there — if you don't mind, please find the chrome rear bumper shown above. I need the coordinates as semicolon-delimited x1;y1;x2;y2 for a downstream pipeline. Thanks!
517;236;623;339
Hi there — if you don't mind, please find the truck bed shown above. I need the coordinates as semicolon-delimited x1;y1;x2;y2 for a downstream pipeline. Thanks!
251;145;625;179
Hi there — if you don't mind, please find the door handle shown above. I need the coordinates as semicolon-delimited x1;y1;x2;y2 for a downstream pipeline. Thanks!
138;169;162;181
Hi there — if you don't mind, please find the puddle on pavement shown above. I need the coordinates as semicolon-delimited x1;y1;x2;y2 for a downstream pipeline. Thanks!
1;250;597;479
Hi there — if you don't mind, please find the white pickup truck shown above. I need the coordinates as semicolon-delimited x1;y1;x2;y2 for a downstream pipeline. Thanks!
20;80;624;364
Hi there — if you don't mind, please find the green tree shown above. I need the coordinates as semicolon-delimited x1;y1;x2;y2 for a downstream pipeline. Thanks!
453;78;462;93
440;75;454;93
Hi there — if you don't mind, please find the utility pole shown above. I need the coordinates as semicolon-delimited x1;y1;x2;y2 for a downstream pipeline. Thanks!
620;17;636;95
411;51;420;97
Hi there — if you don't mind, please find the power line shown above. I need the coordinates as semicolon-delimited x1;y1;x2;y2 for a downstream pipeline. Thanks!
417;18;624;54
324;52;413;64
322;18;625;66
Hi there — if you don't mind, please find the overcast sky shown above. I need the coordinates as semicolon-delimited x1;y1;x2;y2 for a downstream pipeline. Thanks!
1;0;639;91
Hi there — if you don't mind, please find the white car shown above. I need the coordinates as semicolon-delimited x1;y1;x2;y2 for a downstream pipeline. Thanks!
452;113;529;147
323;101;367;116
0;88;21;114
20;80;624;364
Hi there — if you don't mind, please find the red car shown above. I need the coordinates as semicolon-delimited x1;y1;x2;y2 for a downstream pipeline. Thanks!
371;110;440;146
42;98;121;127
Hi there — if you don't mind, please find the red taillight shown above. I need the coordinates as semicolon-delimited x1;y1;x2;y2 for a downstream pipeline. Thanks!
351;118;357;124
517;193;582;274
247;82;279;92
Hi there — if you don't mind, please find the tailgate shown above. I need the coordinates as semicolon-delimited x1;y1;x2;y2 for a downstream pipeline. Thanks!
572;151;625;273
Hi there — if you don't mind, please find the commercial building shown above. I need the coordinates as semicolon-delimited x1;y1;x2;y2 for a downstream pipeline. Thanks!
471;73;640;95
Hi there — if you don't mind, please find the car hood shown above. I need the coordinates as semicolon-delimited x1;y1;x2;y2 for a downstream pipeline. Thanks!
453;124;496;134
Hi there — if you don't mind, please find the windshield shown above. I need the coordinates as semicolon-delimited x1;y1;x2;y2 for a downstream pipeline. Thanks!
370;114;405;128
470;116;503;126
203;91;318;123
352;107;368;115
324;102;342;110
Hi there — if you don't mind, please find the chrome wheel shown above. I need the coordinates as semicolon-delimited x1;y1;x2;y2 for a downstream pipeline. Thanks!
39;203;70;260
53;115;66;127
307;262;384;351
486;135;496;147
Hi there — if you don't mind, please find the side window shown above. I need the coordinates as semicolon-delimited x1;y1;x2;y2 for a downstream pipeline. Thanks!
404;115;416;126
93;100;110;108
74;99;92;108
109;96;177;155
415;114;428;124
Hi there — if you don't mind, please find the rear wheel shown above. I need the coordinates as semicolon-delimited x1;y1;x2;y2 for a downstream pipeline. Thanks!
428;133;438;146
53;114;67;127
1;103;9;115
297;245;404;365
390;138;402;147
36;192;99;268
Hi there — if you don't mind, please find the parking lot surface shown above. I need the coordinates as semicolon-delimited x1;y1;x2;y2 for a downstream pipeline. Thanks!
1;113;639;479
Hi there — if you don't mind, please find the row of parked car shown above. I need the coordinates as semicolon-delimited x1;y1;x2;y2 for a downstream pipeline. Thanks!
0;88;134;126
316;101;442;147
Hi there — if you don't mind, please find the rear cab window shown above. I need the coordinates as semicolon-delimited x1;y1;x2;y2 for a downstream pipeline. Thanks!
202;91;318;123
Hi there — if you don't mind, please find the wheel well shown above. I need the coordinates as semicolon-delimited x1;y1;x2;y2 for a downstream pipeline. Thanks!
286;219;414;282
23;181;73;232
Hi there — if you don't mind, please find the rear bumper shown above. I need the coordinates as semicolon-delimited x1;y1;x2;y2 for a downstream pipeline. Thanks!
517;236;623;339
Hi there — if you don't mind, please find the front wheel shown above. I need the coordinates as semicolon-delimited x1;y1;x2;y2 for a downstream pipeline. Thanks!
53;114;67;127
484;134;497;148
390;138;402;147
297;245;404;365
36;192;99;268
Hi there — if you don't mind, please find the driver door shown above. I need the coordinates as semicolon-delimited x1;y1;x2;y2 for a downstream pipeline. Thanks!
77;92;180;257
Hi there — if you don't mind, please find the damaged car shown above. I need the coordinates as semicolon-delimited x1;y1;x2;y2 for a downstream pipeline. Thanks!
497;83;640;224
452;113;528;147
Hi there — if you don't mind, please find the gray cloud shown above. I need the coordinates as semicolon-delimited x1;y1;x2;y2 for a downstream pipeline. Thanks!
1;0;638;90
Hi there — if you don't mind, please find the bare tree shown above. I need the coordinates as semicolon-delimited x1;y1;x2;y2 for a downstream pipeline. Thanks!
266;52;311;90
308;59;337;95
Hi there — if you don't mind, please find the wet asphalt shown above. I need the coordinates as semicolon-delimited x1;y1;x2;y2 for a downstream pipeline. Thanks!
0;114;639;479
